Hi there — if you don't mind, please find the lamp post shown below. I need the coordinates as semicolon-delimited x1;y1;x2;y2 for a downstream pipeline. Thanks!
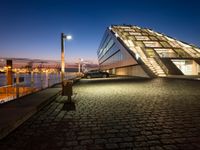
78;58;83;73
82;61;88;73
61;33;72;83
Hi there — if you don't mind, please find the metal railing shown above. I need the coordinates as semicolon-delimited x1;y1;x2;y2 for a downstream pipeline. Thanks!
0;72;79;104
0;85;16;103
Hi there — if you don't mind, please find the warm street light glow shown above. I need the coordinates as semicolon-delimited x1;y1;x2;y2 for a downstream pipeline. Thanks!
64;35;72;40
67;35;72;40
115;33;119;37
135;53;140;60
4;66;11;69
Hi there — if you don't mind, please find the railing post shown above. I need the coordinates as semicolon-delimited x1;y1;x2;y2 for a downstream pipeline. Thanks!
60;72;62;83
48;77;50;87
16;72;19;98
41;74;43;89
6;86;8;100
31;71;34;91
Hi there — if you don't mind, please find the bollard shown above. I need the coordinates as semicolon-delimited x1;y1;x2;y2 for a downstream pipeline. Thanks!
62;80;73;101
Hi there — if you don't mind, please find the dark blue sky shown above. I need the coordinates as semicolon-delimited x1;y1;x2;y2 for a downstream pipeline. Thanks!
0;0;200;63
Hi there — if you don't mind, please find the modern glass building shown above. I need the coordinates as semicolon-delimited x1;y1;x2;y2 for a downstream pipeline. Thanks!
97;25;200;77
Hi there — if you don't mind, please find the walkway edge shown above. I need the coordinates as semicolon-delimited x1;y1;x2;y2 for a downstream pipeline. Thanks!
0;88;61;140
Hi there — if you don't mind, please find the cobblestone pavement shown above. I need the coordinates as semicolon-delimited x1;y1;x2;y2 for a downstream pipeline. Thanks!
0;77;200;150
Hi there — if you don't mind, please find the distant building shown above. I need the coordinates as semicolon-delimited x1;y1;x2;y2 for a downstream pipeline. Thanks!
97;25;200;77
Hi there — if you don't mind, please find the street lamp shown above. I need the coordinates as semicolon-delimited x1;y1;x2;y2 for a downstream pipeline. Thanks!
82;61;88;73
78;58;83;73
61;33;72;83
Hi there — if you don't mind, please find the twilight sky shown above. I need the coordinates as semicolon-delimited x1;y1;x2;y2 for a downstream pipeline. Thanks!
0;0;200;63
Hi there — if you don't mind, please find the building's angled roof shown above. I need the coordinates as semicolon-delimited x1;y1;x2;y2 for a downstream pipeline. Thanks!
104;25;200;76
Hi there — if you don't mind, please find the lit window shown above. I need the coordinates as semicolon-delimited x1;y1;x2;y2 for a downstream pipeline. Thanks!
149;36;158;40
185;48;200;57
119;26;130;29
136;41;145;47
194;48;200;53
145;48;156;57
129;32;142;35
160;41;171;48
135;36;150;40
154;48;178;57
142;32;149;36
168;41;181;48
124;28;134;32
127;40;134;46
143;41;161;47
173;48;191;58
157;36;166;41
127;36;136;40
123;32;129;36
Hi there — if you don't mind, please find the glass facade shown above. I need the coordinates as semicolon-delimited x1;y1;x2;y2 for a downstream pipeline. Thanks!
100;51;124;68
98;32;125;68
98;25;200;77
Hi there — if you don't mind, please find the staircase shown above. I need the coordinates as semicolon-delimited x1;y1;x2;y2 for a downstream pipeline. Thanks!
123;40;167;77
142;57;167;77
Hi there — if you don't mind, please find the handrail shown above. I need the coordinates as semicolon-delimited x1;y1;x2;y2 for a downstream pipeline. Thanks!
0;72;78;104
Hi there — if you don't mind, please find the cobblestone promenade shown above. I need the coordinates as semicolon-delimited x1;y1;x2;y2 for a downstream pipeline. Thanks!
0;77;200;150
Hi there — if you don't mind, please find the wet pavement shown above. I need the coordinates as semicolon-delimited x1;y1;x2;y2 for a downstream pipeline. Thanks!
0;77;200;150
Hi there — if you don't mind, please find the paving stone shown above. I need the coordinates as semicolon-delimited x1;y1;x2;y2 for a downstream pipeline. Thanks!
61;148;72;150
65;141;78;146
117;132;129;137
147;135;160;140
108;137;122;143
134;141;149;147
77;136;90;140
80;139;93;145
1;78;200;149
161;139;176;144
105;143;119;149
135;136;147;142
123;136;133;142
95;138;107;144
78;131;91;136
163;145;178;150
147;140;161;146
150;146;164;150
119;142;134;148
107;129;118;133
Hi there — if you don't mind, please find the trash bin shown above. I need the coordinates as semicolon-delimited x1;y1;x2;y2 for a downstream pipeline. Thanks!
62;80;73;96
